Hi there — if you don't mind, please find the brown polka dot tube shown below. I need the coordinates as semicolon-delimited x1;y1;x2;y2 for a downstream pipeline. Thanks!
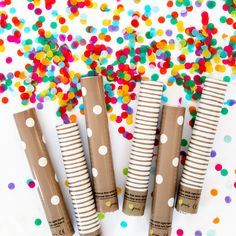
14;108;74;236
149;105;185;236
80;76;118;213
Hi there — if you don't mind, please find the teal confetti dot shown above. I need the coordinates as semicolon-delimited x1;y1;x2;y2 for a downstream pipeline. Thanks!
120;221;128;228
224;135;232;143
34;218;42;226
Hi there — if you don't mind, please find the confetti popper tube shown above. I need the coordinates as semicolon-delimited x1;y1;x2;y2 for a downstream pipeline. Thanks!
80;76;118;213
176;78;228;214
123;80;163;216
14;108;74;236
149;105;185;236
56;123;101;236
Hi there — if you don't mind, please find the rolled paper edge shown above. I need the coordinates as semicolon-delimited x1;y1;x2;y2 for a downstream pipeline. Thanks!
176;184;202;214
56;122;102;235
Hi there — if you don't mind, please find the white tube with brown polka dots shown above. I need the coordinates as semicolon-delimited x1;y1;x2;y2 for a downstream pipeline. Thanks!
56;122;101;236
80;76;118;213
14;108;74;236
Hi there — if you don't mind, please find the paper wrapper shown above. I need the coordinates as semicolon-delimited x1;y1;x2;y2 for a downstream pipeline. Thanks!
56;123;101;236
123;80;163;216
149;105;185;236
176;78;228;214
14;108;74;236
80;76;118;213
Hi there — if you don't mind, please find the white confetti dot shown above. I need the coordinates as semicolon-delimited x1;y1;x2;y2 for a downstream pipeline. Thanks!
160;134;168;144
38;157;48;167
172;157;179;167
168;197;174;207
81;87;87;96
156;174;163;185
93;105;102;115
177;116;184;126
98;145;108;156
25;117;35;127
92;168;98;177
87;128;93;138
51;195;60;205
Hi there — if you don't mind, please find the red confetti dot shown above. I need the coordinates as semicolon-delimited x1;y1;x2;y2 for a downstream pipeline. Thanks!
2;97;8;104
215;164;222;171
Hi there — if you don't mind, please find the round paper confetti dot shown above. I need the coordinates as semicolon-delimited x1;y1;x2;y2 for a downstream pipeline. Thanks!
195;231;202;236
225;196;231;203
210;189;218;196
27;179;36;188
177;228;184;236
38;157;47;167
25;118;35;127
156;174;163;184
98;213;105;220
87;128;93;138
34;218;42;226
221;169;228;176
160;134;168;144
8;183;15;190
224;135;232;143
177;116;184;125
210;150;216;158
172;157;179;167
168;197;174;207
51;195;60;205
92;168;98;177
120;221;128;228
93;105;102;115
98;145;108;155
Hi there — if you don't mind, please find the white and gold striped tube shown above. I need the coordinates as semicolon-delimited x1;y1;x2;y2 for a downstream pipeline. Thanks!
123;80;163;216
56;123;101;236
176;78;228;214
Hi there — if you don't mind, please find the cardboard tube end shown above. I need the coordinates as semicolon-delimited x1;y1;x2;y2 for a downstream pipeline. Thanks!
175;185;201;214
79;228;102;236
122;189;146;216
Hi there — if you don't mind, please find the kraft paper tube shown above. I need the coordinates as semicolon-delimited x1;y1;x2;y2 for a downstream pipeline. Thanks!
80;76;118;212
123;80;163;216
149;105;185;236
176;78;228;214
56;123;101;236
14;108;74;236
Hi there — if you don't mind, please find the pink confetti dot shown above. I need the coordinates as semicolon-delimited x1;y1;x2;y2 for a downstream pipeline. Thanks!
215;164;222;171
177;229;184;236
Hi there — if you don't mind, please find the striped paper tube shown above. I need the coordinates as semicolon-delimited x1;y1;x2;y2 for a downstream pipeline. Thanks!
81;76;118;213
56;123;101;236
176;78;228;214
123;80;163;216
149;105;185;236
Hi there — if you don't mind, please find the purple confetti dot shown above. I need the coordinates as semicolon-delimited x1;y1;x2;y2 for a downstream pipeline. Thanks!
225;196;231;203
166;29;173;36
195;231;202;236
210;150;216;158
8;183;15;190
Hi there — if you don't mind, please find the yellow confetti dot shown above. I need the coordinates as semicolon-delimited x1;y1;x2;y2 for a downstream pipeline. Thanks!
61;25;69;33
110;114;117;121
145;19;152;26
64;180;69;187
0;45;6;52
156;29;164;36
215;65;226;72
177;21;184;33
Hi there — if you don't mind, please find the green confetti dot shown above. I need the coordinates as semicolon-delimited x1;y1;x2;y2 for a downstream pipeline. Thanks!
221;107;228;115
98;213;105;219
220;16;227;23
221;169;228;176
123;167;128;176
50;22;57;29
207;1;216;9
117;37;124;44
223;76;231;82
181;139;188;147
151;74;159;81
34;218;42;226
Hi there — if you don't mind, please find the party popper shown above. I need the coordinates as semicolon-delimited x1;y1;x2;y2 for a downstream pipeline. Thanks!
123;80;163;216
14;108;74;236
56;123;101;236
149;105;185;236
80;75;118;213
176;78;228;214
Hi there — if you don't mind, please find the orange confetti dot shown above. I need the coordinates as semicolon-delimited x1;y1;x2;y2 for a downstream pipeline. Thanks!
213;217;220;224
2;97;8;104
167;1;173;7
210;189;218;196
70;114;77;123
158;16;165;24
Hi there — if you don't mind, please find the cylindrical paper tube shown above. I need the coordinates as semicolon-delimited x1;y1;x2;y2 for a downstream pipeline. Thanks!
14;108;74;236
176;78;228;214
56;123;101;236
80;76;118;212
123;80;163;216
149;105;185;236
